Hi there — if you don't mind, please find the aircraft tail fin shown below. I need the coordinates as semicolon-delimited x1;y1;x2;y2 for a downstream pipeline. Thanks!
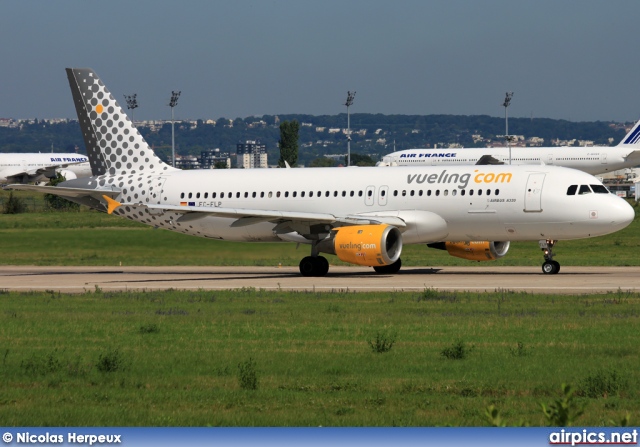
618;118;640;147
65;68;176;177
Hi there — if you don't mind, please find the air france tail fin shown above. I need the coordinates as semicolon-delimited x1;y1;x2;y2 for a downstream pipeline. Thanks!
618;118;640;147
66;68;176;177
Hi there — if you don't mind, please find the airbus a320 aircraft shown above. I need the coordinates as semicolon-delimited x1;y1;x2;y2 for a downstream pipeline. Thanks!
7;68;635;276
0;153;91;184
377;123;640;175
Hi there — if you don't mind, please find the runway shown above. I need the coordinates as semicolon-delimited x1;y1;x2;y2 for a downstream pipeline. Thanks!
0;265;637;294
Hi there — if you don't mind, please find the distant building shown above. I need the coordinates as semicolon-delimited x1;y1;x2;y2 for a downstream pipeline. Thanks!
200;148;230;169
237;140;267;169
175;154;199;170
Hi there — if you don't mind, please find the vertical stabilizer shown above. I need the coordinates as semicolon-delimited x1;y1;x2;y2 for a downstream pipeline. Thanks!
65;68;175;176
618;118;640;147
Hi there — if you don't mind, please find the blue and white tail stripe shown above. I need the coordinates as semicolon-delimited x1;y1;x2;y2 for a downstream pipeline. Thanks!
620;119;640;145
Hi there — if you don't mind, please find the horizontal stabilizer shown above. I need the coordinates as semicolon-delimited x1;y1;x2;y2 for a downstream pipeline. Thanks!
5;184;120;201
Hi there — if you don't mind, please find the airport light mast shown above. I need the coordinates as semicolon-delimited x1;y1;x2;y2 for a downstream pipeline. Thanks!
168;90;181;168
123;94;138;125
503;92;514;165
345;91;356;166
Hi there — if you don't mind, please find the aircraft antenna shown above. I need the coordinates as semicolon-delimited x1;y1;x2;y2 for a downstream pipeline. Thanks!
123;93;138;125
168;91;181;168
345;91;356;166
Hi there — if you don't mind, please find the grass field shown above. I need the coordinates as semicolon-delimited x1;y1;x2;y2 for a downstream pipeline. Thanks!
1;188;640;267
0;288;637;426
1;191;639;427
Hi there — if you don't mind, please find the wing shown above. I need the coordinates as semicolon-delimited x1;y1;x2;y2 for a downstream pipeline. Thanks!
103;197;407;229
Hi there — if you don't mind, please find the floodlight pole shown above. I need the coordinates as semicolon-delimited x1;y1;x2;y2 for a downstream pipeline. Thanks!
123;93;138;125
345;91;356;166
503;92;514;165
169;91;181;168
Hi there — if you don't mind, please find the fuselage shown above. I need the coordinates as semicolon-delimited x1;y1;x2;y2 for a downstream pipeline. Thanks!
377;146;637;175
71;164;633;244
0;153;91;183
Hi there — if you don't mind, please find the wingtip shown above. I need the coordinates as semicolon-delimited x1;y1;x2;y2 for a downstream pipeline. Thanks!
102;195;121;214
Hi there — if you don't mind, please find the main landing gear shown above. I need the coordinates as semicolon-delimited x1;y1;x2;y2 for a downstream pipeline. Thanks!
539;239;560;274
299;256;329;277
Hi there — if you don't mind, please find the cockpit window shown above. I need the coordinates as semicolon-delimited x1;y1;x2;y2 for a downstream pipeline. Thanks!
578;185;592;195
567;185;577;195
590;184;609;194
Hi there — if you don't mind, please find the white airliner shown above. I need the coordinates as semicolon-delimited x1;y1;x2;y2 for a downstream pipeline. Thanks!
376;125;640;175
6;68;635;276
0;153;91;184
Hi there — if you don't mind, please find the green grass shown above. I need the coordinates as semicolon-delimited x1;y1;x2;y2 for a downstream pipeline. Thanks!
1;193;640;266
0;288;638;426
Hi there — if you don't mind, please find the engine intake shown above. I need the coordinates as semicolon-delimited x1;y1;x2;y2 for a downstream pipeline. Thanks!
329;224;403;267
428;241;510;261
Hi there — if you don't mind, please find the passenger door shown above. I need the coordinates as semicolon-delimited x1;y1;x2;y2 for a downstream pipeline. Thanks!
524;173;545;212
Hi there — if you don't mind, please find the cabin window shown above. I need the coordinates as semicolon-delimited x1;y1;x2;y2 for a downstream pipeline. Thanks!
301;191;305;198
293;191;297;198
418;190;423;196
196;192;201;199
204;192;208;199
410;190;415;196
402;190;406;197
393;190;398;197
260;192;265;198
268;192;273;198
236;192;241;198
188;192;193;199
244;192;248;198
276;191;281;198
285;191;289;198
435;190;440;197
358;191;363;197
495;189;499;195
220;192;225;198
350;191;354;197
252;192;257;198
469;190;474;196
342;191;346;197
333;191;338;197
452;189;457;196
460;189;466;196
212;192;217;199
427;190;432;196
309;191;314;197
180;192;185;199
486;189;491;196
381;190;386;197
478;189;482;196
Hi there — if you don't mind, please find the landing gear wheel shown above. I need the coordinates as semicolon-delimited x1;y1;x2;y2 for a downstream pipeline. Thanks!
315;256;329;276
373;258;402;274
299;256;330;277
542;260;560;274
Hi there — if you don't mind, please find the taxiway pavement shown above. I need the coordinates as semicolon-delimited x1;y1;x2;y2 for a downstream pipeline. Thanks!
0;265;636;294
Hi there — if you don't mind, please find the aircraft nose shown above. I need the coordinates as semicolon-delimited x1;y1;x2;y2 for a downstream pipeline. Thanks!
609;198;635;230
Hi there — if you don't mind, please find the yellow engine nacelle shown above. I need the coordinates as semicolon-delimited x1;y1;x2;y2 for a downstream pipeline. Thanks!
428;241;510;261
332;225;402;267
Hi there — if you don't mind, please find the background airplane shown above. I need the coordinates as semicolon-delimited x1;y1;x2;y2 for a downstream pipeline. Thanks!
377;122;640;175
0;152;91;184
7;68;635;277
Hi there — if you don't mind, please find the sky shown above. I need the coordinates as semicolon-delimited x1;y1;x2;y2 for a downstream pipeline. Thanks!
1;0;639;123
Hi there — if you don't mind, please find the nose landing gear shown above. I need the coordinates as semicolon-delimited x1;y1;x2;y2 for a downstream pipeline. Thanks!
539;239;560;274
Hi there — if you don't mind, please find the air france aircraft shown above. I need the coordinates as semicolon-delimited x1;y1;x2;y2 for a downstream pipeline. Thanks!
0;153;91;184
6;68;635;276
377;124;640;175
